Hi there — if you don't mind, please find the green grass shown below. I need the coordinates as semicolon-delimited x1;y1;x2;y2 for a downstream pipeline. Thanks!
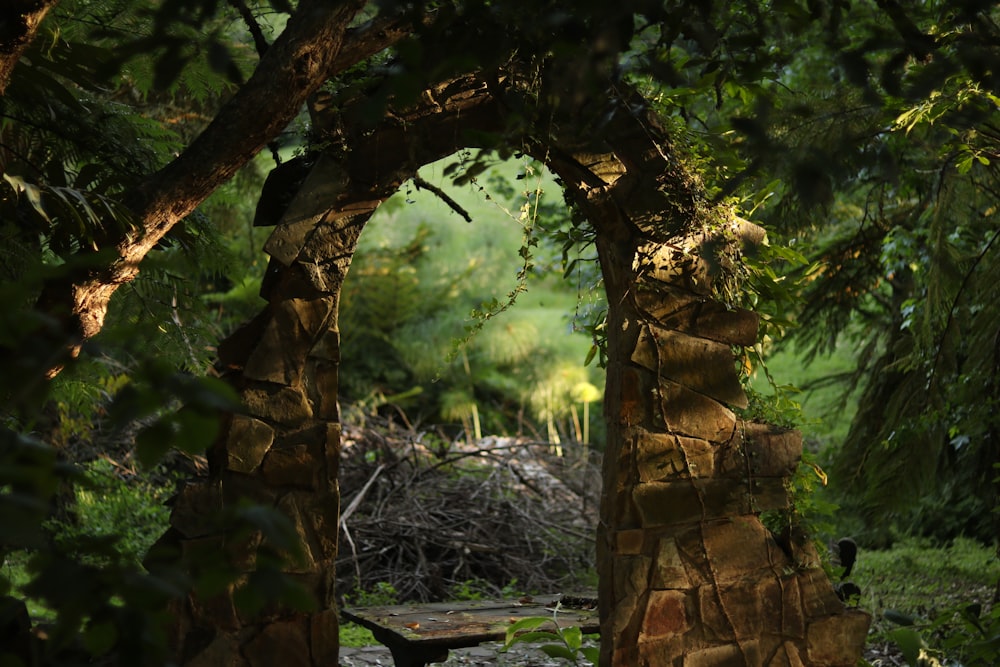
339;622;377;648
852;537;999;663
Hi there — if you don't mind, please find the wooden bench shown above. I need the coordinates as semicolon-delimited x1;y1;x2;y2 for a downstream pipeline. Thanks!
342;593;599;667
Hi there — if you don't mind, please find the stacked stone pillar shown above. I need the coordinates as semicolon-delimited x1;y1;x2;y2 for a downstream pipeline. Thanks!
155;157;363;666
592;220;871;665
537;98;872;664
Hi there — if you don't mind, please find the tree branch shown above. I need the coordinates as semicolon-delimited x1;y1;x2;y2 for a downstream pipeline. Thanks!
413;176;472;222
0;0;59;94
31;0;420;375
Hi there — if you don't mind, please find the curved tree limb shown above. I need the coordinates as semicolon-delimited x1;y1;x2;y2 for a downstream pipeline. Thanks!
0;0;57;94
27;1;416;377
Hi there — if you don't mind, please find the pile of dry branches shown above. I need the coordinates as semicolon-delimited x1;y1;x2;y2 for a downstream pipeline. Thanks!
336;423;600;604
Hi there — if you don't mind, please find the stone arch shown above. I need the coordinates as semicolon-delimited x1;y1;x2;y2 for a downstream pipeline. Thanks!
158;72;870;666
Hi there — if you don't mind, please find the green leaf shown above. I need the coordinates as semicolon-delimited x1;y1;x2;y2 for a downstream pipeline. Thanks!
83;619;118;655
888;627;927;665
503;617;550;647
511;630;562;645
562;625;583;650
884;609;917;626
540;644;578;661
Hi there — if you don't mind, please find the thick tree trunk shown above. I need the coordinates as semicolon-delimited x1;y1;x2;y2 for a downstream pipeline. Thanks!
0;0;57;94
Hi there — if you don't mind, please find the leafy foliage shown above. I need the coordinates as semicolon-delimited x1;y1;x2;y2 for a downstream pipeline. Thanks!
503;612;599;665
339;157;603;443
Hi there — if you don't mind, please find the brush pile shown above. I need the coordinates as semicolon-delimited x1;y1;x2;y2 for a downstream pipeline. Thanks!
336;422;600;604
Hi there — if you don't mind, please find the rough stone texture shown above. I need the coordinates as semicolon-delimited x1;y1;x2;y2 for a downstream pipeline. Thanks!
170;481;223;538
243;617;311;667
718;422;803;478
243;298;334;385
639;589;689;641
310;608;340;665
161;161;367;666
700;518;775;583
649;537;689;589
156;79;870;667
633;325;748;409
557;123;872;664
806;611;873;666
262;442;324;490
683;642;762;667
634;290;760;346
184;635;246;667
241;384;313;426
658;378;738;441
225;415;275;474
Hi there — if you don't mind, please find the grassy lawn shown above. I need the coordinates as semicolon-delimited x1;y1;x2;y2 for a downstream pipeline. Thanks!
853;537;999;665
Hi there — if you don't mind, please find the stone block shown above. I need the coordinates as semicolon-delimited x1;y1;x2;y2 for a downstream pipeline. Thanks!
262;442;323;490
187;582;240;634
658;379;737;442
217;311;269;371
738;422;804;478
263;155;349;267
756;575;789;636
635;430;687;481
225;415;275;474
310;608;340;666
632;481;702;527
633;479;751;527
679;437;717;478
698;580;764;641
639;589;689;642
749;477;791;512
170;480;224;538
770;641;806;667
242;384;312;426
683;641;761;667
634;241;713;296
276;493;319;572
797;568;846;619
779;574;806;639
636;635;686;666
244;297;334;385
633;325;748;409
184;634;247;667
307;359;340;421
309;329;340;362
806;610;872;666
243;617;311;667
278;490;339;565
614;555;653;606
633;291;759;346
616;529;646;555
700;517;774;583
633;284;700;320
618;365;651;428
650;536;691;589
221;469;279;507
633;429;718;481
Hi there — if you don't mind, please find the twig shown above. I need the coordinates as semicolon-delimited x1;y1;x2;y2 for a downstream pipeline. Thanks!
413;175;472;222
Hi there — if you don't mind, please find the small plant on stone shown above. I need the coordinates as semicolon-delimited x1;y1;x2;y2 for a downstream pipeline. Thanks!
501;606;599;665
